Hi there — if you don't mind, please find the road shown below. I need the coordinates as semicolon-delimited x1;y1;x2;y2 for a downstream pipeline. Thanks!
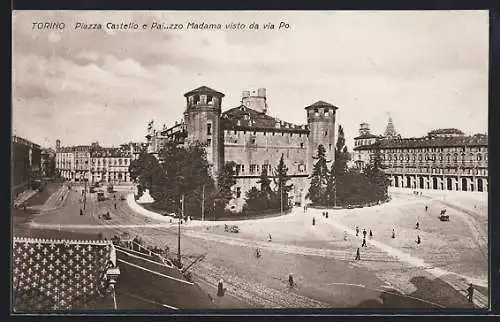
16;184;489;309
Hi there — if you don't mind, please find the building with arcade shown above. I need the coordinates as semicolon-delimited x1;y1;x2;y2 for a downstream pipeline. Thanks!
353;120;488;192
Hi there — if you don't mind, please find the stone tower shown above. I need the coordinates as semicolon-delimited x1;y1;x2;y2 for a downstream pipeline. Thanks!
305;101;338;169
241;88;268;114
183;86;225;177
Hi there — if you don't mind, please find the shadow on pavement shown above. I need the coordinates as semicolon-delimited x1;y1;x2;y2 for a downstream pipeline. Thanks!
354;275;475;309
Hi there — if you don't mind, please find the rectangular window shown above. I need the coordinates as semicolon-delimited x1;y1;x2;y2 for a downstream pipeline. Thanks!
207;123;212;135
250;164;256;174
241;165;245;173
236;187;241;198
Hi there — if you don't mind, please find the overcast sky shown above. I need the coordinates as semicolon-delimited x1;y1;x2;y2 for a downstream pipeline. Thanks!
12;10;488;149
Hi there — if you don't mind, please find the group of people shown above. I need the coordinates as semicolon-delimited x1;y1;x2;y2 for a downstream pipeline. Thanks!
353;227;373;260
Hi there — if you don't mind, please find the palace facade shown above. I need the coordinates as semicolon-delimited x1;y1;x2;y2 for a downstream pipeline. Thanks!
352;121;488;192
146;86;340;210
56;141;145;183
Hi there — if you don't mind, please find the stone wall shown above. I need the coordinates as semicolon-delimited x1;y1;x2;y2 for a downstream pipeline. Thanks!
223;128;309;211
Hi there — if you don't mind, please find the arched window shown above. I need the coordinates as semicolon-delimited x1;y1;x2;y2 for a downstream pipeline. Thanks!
461;153;466;163
418;154;423;161
485;153;488;161
453;153;458;161
477;154;482;161
439;154;443;161
388;155;392;161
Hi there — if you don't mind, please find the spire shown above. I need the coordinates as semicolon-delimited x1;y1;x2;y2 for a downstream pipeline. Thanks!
384;116;398;139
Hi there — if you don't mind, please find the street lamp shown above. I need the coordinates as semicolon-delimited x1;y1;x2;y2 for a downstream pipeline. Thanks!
106;266;120;310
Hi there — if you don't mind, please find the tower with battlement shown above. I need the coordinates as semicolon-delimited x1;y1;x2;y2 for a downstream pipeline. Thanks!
183;86;225;176
305;101;338;169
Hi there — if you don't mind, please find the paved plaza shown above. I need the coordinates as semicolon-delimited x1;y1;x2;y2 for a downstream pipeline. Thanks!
14;183;488;309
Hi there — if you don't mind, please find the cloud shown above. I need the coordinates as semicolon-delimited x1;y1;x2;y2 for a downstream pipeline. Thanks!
12;10;488;149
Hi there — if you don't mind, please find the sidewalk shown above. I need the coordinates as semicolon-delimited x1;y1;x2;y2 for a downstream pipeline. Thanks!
13;189;38;207
316;210;488;308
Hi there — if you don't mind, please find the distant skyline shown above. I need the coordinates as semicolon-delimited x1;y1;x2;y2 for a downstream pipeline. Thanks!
12;10;488;149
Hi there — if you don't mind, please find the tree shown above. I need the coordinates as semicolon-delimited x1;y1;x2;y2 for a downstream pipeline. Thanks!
243;187;265;212
274;154;293;211
364;141;389;201
128;152;162;195
214;161;237;214
307;145;329;204
132;141;217;218
334;125;349;176
325;161;336;207
257;166;272;199
326;125;351;206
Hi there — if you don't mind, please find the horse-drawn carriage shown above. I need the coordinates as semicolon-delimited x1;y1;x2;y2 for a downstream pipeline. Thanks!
224;224;240;233
439;209;449;221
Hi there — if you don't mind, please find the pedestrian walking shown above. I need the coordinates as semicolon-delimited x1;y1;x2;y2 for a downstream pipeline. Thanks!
361;237;367;247
288;273;295;288
325;211;328;218
392;228;396;239
114;203;117;209
416;235;421;245
416;222;420;230
268;233;272;242
355;248;361;260
256;248;261;258
369;230;373;239
217;279;225;297
363;229;367;238
23;204;27;211
425;205;428;212
356;226;359;237
344;231;348;241
467;283;474;303
312;217;316;226
80;208;83;216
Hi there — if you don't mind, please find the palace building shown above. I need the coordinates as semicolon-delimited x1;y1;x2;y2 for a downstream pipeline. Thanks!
352;119;488;192
55;140;145;183
12;135;41;195
146;86;340;210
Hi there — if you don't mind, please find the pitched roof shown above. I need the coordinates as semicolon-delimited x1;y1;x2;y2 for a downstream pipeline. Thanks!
428;128;465;136
353;133;380;140
353;134;488;151
221;105;308;132
183;86;225;97
304;100;339;110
